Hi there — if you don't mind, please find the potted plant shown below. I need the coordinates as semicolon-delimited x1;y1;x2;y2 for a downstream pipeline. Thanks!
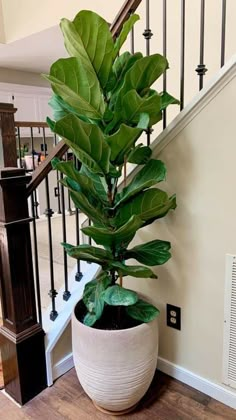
45;10;178;415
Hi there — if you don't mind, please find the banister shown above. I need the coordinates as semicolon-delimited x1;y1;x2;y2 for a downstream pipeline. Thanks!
15;121;48;128
26;0;142;197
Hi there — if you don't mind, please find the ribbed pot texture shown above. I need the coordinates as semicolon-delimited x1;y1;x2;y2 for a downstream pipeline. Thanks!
72;302;159;412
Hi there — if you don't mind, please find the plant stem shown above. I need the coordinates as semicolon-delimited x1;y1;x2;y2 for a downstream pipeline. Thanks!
119;273;123;288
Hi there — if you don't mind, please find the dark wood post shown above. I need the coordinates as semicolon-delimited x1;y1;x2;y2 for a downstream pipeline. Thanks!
0;168;47;405
0;103;17;168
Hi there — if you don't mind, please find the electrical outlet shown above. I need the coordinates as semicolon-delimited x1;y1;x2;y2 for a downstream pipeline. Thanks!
167;304;181;330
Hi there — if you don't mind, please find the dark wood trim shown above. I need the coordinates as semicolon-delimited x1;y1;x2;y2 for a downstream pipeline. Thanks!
0;103;17;167
110;0;142;37
0;168;47;404
15;121;48;128
26;140;68;197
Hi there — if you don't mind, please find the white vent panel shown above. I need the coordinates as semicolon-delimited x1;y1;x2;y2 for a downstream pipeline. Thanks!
223;254;236;388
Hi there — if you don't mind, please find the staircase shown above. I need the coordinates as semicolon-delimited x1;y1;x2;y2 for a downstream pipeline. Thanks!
0;0;236;408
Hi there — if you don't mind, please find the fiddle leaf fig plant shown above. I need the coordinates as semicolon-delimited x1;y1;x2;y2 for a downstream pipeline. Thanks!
45;10;178;328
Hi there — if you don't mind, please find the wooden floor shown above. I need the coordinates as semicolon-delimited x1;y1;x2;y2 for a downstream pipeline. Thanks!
0;369;235;419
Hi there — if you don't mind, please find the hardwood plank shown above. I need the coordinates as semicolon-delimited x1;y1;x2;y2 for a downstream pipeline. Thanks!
0;368;235;419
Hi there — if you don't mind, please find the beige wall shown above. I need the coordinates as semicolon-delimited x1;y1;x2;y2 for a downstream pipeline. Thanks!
1;0;123;42
124;72;236;389
0;1;5;43
0;67;48;86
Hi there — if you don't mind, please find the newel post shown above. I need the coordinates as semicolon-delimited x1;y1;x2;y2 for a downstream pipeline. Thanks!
0;168;47;404
0;103;17;167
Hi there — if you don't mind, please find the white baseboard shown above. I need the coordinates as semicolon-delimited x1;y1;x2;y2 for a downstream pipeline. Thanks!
158;357;236;410
52;353;74;382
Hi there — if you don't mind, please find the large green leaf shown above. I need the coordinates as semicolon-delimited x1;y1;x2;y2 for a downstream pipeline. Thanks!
112;52;143;96
116;188;176;227
67;187;108;225
80;165;107;201
160;92;180;110
82;215;143;249
125;240;171;266
48;114;111;175
83;313;98;327
43;57;105;120
63;243;113;265
106;124;142;165
127;144;152;164
114;14;140;57
109;262;157;279
83;274;111;320
116;159;166;207
48;94;81;121
126;299;160;322
61;11;114;89
52;158;107;205
102;285;138;306
122;89;162;126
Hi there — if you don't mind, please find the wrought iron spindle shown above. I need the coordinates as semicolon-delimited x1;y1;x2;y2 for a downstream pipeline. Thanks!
163;0;167;129
221;0;227;67
43;127;57;320
180;0;186;110
143;0;153;56
143;0;153;145
74;156;83;282
54;134;61;214
88;218;92;246
195;0;208;90
66;152;72;214
60;173;71;301
17;127;23;168
31;127;39;219
30;194;42;325
130;25;135;54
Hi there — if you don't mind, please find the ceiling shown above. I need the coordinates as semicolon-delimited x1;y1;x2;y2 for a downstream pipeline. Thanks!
0;25;68;73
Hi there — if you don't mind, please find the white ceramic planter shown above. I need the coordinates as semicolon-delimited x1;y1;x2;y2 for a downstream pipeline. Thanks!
72;300;159;413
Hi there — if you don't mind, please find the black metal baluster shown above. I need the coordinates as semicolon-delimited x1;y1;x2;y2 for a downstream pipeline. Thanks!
130;25;135;54
74;156;83;282
221;0;227;67
31;127;39;219
180;0;186;110
17;127;23;168
30;194;42;325
195;0;208;90
54;134;61;214
60;173;71;301
163;0;167;129
43;127;57;320
143;0;153;56
143;0;153;145
88;218;92;246
45;175;58;321
66;152;72;215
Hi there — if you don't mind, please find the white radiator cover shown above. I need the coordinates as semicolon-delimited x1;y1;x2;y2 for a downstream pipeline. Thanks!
223;254;236;389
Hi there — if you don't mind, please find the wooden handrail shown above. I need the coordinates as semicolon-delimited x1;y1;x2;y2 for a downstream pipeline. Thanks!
15;121;48;128
26;0;142;196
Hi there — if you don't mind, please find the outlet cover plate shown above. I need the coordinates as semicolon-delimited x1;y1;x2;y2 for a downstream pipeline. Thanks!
167;304;181;330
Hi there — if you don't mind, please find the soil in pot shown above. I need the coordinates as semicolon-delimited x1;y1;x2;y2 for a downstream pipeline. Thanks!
75;300;142;330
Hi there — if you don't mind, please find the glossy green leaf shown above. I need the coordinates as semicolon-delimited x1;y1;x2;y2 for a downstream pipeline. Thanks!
116;159;166;207
61;11;114;89
83;312;98;327
103;285;138;306
114;14;140;57
43;57;105;120
83;273;111;320
116;188;176;227
62;243;113;265
110;262;157;279
67;187;107;225
80;165;107;201
126;299;160;322
160;92;180;111
48;114;111;175
82;215;143;249
112;52;143;96
48;94;81;121
127;144;152;164
106;124;142;165
122;89;162;126
125;240;171;266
